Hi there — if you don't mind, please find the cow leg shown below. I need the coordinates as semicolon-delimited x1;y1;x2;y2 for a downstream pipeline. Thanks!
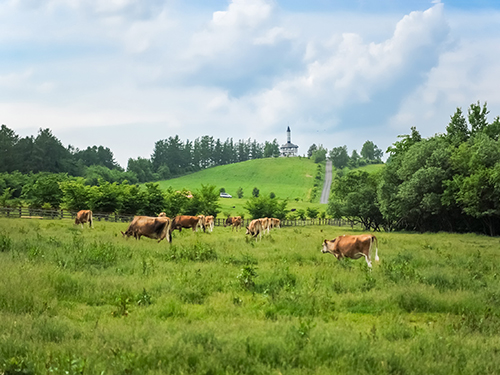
362;254;372;268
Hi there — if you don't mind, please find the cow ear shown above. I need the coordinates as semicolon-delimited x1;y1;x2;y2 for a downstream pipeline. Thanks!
323;239;328;244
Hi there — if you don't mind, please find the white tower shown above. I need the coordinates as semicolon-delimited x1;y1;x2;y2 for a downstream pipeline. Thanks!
280;126;299;157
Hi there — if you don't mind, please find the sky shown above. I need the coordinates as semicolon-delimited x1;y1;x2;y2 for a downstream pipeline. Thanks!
1;0;500;168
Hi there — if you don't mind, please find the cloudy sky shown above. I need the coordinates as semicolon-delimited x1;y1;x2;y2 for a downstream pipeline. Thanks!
1;0;500;167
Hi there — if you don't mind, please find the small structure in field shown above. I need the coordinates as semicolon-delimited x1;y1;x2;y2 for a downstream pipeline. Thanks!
280;126;299;157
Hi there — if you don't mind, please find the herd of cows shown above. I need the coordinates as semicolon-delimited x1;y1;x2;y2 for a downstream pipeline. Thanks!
74;209;380;268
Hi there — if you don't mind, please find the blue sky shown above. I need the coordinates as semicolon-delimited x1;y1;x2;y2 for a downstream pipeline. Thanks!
1;0;500;167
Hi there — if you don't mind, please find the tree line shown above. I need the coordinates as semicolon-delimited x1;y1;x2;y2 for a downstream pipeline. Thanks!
328;101;500;236
308;140;384;167
0;125;282;183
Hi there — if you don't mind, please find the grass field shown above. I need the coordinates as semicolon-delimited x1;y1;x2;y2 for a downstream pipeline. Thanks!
158;157;319;200
1;217;500;374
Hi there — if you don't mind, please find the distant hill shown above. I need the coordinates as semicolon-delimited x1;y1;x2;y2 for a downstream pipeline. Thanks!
157;157;319;202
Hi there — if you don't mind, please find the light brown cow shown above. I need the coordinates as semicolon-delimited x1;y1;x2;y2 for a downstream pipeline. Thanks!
121;216;172;243
246;219;264;241
172;215;204;232
321;234;379;268
259;217;271;234
196;215;206;232
270;218;281;229
205;215;214;232
224;216;242;232
75;210;93;228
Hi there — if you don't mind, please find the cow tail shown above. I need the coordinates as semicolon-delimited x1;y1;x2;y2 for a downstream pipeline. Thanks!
372;235;379;262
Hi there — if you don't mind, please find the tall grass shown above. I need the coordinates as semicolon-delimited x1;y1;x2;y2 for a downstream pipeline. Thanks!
1;218;500;374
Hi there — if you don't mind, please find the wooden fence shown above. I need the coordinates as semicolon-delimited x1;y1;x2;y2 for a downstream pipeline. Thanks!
0;206;356;228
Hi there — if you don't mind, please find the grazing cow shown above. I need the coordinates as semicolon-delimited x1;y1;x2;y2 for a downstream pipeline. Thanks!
205;215;214;232
271;218;280;229
259;217;271;234
121;216;172;243
246;219;264;241
75;210;93;228
321;234;379;268
224;216;242;232
171;215;204;232
196;215;206;232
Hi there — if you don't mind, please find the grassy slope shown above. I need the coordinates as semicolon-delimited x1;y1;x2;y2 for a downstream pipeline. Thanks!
157;157;325;216
355;163;385;173
1;218;500;374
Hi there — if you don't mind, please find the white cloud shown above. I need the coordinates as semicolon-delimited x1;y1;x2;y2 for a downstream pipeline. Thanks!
1;1;499;167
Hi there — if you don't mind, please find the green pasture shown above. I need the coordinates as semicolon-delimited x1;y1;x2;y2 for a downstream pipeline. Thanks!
157;157;320;202
1;217;500;374
354;163;385;174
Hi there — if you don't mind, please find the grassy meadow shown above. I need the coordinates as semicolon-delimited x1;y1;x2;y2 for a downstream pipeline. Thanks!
157;157;324;216
1;217;500;374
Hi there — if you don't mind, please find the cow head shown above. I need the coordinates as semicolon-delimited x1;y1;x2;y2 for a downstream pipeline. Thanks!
121;230;134;238
245;226;252;236
321;239;337;254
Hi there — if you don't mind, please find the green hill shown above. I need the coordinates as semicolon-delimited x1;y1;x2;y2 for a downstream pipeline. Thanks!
354;163;385;173
157;157;323;216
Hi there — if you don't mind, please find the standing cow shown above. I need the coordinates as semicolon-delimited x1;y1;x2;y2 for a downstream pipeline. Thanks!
121;216;172;243
75;210;93;228
321;234;379;268
246;219;264;241
225;216;242;232
172;215;204;232
205;215;214;232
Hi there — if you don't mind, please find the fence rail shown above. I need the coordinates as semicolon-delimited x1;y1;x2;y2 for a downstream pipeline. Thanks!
0;206;356;228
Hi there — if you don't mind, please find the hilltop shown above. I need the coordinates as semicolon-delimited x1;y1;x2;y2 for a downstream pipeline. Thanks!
158;157;318;200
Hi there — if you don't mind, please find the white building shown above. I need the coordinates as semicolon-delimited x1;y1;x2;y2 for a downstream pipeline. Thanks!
280;126;299;157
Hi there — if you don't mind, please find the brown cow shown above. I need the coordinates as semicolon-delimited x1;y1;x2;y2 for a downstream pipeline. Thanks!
259;217;271;234
205;215;214;232
246;219;264;241
75;210;93;228
224;216;242;232
172;215;204;232
121;216;172;243
270;218;280;229
321;234;379;268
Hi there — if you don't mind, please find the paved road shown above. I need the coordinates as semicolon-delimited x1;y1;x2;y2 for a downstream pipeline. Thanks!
320;160;332;204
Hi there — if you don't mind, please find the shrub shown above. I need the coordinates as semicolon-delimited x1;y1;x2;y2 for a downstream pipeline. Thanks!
237;264;258;290
0;233;12;252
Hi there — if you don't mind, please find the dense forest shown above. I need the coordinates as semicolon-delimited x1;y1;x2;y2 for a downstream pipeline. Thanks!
328;101;500;236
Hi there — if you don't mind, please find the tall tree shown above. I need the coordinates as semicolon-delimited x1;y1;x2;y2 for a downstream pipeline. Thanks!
263;139;280;158
307;144;318;158
468;101;489;135
446;107;469;146
32;128;72;173
329;146;349;169
0;125;19;173
360;140;383;163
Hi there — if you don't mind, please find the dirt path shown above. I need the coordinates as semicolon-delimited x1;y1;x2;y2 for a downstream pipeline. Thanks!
320;160;332;204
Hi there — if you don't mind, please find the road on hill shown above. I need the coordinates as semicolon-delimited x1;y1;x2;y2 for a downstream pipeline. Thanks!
320;160;332;204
